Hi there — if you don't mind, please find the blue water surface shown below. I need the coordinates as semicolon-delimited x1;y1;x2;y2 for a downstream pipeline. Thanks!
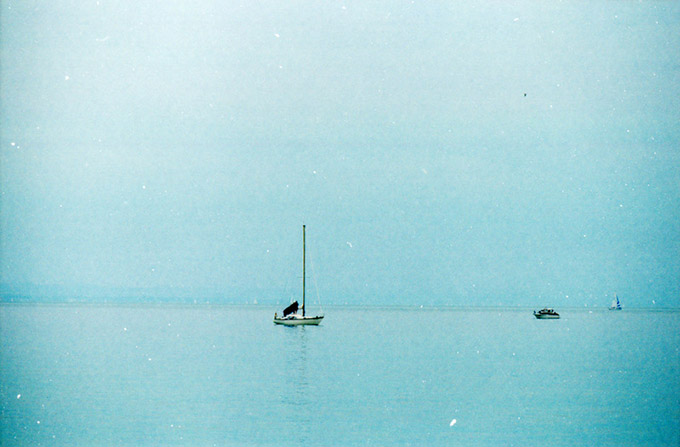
1;304;678;446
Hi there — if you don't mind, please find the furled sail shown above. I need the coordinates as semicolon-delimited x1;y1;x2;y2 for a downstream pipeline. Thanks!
283;301;299;317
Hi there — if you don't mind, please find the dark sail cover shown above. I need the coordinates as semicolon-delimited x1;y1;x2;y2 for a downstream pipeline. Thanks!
282;301;299;317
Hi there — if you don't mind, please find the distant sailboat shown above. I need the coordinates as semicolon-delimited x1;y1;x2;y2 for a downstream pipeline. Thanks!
274;225;324;326
609;294;622;311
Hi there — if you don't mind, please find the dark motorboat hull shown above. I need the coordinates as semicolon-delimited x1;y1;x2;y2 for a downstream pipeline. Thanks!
534;313;560;319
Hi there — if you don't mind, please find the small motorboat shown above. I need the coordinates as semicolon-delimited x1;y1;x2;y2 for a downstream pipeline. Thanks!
534;308;560;319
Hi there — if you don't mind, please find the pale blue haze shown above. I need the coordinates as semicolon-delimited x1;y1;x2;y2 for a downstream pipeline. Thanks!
2;2;679;445
1;1;679;307
1;304;679;446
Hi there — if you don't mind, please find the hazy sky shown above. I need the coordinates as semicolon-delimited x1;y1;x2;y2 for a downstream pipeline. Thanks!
1;1;679;307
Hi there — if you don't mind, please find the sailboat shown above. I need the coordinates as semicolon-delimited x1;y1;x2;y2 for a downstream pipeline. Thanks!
274;225;324;326
609;294;622;311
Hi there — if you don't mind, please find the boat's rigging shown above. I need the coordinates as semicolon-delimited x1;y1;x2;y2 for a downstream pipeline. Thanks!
307;240;324;315
302;222;306;316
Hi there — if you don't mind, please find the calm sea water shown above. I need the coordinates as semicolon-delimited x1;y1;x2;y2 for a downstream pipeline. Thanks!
1;304;678;446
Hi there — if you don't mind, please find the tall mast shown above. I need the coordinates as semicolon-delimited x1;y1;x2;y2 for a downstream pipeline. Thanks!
302;225;306;316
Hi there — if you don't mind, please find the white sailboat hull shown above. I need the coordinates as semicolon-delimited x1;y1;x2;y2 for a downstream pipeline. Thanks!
273;315;324;326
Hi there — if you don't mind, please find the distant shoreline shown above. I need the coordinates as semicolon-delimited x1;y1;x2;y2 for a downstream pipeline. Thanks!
1;300;678;312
